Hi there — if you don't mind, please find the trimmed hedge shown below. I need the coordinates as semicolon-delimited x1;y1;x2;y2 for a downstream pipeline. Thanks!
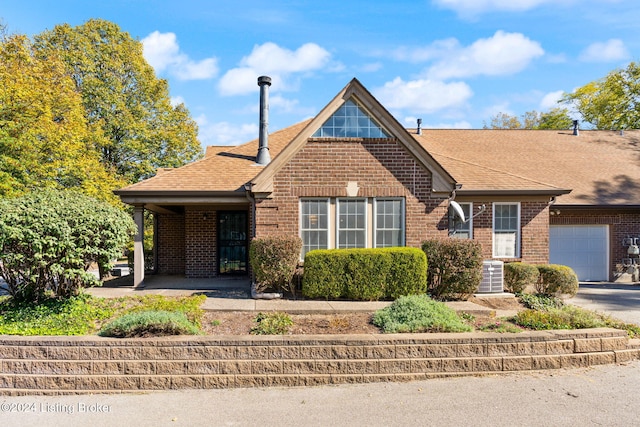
536;264;579;296
421;238;482;300
249;235;302;293
302;247;427;301
504;262;540;294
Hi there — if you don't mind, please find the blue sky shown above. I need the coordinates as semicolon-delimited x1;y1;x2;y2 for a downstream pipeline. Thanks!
2;0;639;147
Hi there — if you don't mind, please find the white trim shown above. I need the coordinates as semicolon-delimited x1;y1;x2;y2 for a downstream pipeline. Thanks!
299;198;330;257
336;198;368;249
373;198;406;247
492;202;521;258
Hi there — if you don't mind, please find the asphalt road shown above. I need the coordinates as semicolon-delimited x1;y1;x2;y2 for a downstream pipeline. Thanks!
568;283;640;325
2;361;640;427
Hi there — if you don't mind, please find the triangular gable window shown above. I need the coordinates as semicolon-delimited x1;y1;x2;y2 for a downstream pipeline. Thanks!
312;99;391;138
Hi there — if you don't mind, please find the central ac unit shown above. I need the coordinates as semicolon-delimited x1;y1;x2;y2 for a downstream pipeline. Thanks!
479;260;504;293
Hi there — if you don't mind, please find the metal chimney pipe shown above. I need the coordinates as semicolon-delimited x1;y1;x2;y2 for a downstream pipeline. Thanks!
417;118;422;135
572;119;579;136
256;76;272;165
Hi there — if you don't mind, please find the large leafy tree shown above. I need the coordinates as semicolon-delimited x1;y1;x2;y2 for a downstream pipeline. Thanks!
33;19;202;183
0;34;121;200
484;108;573;130
561;62;640;130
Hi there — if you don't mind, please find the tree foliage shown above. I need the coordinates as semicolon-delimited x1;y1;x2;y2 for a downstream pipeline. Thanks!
0;189;136;302
33;19;202;183
484;108;573;130
561;61;640;130
0;34;122;200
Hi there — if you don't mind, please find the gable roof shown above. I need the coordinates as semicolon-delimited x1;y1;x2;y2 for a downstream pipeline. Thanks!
114;119;311;197
249;78;456;194
115;78;640;209
415;129;640;206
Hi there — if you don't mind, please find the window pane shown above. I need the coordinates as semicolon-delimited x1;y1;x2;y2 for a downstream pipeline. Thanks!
493;203;519;258
338;199;366;249
312;99;391;138
301;200;329;257
375;199;403;248
449;202;472;239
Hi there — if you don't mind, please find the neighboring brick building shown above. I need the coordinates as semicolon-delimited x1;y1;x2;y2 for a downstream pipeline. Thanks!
116;78;640;286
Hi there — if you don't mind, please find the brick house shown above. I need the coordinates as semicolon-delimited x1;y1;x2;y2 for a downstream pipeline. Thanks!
115;78;640;287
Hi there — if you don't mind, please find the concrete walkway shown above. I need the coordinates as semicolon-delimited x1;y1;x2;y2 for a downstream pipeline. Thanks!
80;274;504;316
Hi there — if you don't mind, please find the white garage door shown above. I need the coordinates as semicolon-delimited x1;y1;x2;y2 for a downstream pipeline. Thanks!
550;225;608;281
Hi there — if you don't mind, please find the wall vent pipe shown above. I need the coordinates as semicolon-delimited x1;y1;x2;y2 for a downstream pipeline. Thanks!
256;76;272;165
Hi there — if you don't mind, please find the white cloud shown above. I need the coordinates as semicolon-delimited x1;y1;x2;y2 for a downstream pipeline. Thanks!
373;77;473;114
540;90;564;110
391;38;459;63
433;0;562;17
579;39;630;62
427;31;544;79
195;114;258;146
218;42;332;96
142;31;218;81
170;96;186;107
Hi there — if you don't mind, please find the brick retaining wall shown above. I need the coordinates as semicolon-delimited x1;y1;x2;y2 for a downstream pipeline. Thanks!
1;328;638;395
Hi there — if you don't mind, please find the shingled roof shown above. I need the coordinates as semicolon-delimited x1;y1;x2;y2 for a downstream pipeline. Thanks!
116;124;640;207
414;129;640;206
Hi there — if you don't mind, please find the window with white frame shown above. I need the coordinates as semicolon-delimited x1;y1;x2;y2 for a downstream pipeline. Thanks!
375;199;404;247
493;202;520;258
300;198;404;258
448;202;472;239
337;199;367;248
300;199;329;257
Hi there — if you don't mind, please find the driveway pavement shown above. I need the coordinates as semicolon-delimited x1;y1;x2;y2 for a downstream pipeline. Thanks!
567;283;640;325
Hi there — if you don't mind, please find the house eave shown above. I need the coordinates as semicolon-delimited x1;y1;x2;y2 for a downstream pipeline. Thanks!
116;190;248;206
457;189;571;197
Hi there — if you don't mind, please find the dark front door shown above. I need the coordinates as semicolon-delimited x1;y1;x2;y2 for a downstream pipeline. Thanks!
218;211;248;275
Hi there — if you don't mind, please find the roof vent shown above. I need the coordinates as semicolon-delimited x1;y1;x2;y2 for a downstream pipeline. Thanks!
573;120;579;136
417;118;422;135
256;76;272;165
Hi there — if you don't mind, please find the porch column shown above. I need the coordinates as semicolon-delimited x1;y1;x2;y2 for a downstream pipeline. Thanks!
133;206;145;288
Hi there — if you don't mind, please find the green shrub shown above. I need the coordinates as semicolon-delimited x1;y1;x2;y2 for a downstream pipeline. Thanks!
518;293;564;311
504;263;539;294
0;294;114;335
302;247;427;301
0;189;136;302
98;310;200;337
421;238;482;300
372;294;472;333
514;309;573;330
249;235;302;294
123;294;206;327
535;264;579;296
250;312;293;335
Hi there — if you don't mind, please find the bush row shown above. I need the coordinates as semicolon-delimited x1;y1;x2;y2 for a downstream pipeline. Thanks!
250;236;578;302
504;262;579;296
301;247;427;301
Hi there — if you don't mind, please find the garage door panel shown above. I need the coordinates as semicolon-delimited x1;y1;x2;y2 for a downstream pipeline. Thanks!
550;225;608;281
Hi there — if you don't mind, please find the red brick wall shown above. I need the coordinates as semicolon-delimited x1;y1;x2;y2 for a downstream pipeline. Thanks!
156;213;185;274
255;138;451;247
185;208;217;278
455;199;550;264
551;208;640;274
